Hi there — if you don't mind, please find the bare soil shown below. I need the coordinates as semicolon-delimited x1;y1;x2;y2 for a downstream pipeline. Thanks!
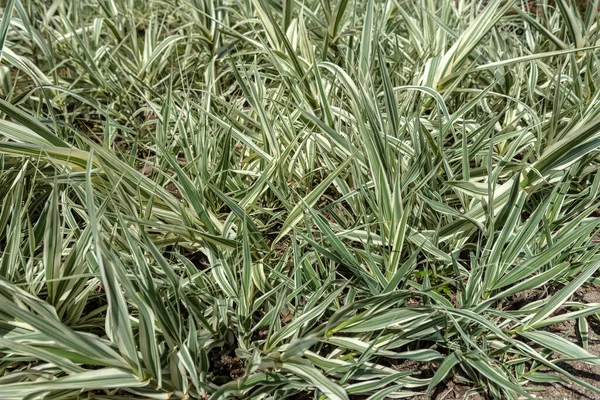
406;285;600;399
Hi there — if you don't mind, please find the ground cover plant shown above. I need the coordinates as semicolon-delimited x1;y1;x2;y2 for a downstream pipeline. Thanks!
1;0;600;398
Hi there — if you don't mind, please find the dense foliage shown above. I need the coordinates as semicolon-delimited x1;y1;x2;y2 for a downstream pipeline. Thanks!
1;0;600;398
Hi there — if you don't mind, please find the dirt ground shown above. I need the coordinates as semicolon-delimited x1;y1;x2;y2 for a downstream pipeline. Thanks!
525;286;600;400
410;286;600;400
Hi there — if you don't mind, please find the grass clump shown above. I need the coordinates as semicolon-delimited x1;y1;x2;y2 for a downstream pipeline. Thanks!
1;0;600;398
